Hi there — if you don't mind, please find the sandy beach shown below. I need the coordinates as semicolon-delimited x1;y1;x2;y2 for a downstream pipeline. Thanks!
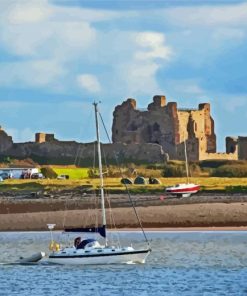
1;193;247;230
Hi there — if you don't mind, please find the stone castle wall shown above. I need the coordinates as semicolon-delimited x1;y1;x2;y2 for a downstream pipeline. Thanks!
0;127;13;153
225;136;247;160
199;152;238;161
35;133;56;143
238;137;247;160
112;96;217;161
0;132;167;164
0;95;246;163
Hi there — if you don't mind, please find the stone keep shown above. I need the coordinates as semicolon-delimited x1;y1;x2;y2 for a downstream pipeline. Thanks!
112;95;216;161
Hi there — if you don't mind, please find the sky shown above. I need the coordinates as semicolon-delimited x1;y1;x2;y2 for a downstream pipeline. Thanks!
0;0;246;151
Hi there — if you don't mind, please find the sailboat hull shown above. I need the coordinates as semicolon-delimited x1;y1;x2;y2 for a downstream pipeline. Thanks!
166;183;200;197
48;248;151;265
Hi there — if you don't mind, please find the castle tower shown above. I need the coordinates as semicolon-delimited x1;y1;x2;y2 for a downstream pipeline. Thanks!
112;96;217;161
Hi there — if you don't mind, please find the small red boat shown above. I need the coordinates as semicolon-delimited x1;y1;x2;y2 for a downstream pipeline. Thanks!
165;183;200;197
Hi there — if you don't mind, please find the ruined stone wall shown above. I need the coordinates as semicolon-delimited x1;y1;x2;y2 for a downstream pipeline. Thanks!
1;96;244;164
112;96;181;159
112;96;217;161
198;103;216;153
226;137;238;154
238;137;247;160
1;141;167;164
35;133;56;143
176;104;216;160
224;136;247;160
200;152;238;161
0;123;167;164
0;127;13;153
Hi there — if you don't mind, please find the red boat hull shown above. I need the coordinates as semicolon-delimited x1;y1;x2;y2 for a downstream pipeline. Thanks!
166;184;200;195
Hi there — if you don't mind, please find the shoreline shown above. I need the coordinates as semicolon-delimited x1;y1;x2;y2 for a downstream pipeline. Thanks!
1;227;247;233
1;202;247;231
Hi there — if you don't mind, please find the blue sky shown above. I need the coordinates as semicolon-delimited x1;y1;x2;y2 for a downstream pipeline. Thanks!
0;0;246;151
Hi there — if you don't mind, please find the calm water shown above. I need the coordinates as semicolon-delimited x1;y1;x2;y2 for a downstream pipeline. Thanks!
0;231;247;295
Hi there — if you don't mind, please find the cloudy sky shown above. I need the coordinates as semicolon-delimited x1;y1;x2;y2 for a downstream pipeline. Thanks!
0;0;246;150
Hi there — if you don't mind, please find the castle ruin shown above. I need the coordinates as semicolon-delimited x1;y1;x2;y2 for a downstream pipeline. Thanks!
0;126;13;153
112;96;238;161
0;95;246;164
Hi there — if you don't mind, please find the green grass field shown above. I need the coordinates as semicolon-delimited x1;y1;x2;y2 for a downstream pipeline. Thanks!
53;168;89;179
1;177;247;193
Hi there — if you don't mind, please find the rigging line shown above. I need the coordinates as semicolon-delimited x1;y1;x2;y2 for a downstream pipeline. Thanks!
74;106;93;166
64;106;94;227
93;142;96;172
102;146;108;174
94;190;99;234
99;112;150;246
106;193;121;248
74;142;85;167
62;193;70;229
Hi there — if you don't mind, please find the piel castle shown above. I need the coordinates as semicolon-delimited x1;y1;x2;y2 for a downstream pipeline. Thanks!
112;95;242;162
0;95;246;164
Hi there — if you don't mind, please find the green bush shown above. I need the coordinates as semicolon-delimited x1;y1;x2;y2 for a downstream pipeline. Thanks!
162;164;186;177
200;160;247;169
211;165;247;177
189;163;201;177
40;167;58;179
200;159;230;168
87;168;98;178
162;162;201;177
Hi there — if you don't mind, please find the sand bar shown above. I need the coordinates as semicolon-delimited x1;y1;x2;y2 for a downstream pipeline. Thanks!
1;202;247;231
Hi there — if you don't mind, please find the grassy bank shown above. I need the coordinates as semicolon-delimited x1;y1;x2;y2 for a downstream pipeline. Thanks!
1;177;247;193
53;167;89;179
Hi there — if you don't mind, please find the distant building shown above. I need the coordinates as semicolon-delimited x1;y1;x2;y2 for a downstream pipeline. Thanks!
226;136;247;160
112;95;236;161
0;95;246;163
0;168;39;179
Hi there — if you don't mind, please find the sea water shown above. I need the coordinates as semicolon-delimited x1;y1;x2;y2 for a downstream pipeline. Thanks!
0;231;247;295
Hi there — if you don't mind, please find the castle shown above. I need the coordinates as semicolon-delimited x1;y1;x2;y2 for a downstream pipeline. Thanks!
0;95;246;164
112;95;244;162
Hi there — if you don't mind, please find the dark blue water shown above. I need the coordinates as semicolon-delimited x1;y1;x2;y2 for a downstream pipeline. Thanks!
0;231;247;295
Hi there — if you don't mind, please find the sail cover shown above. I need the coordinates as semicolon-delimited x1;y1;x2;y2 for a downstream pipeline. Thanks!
64;225;106;238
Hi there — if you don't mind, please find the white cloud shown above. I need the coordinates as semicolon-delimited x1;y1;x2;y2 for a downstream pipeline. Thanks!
0;1;174;96
167;79;204;96
164;3;247;28
116;31;172;96
52;6;124;23
134;32;172;60
1;18;96;57
224;96;247;112
77;74;101;93
0;59;66;89
212;28;245;44
118;62;161;96
6;0;51;24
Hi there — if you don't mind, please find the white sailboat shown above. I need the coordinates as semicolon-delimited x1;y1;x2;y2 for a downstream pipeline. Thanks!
47;102;151;265
165;137;200;198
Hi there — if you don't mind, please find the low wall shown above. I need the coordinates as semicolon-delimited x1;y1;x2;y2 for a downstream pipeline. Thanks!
200;152;238;161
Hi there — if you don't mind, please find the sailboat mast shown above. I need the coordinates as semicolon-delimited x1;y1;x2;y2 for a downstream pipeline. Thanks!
93;102;107;232
184;138;189;184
